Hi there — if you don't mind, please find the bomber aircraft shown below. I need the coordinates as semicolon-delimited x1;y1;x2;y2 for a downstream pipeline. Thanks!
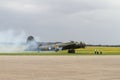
25;36;86;52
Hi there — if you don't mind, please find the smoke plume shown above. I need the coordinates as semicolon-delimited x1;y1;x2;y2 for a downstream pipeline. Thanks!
0;29;27;53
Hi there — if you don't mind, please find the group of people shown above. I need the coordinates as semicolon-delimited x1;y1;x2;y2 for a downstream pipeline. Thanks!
94;49;102;54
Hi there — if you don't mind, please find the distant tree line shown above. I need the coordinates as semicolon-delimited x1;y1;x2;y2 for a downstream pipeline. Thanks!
87;44;120;47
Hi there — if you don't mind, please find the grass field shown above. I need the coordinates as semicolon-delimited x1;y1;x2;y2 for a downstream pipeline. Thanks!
0;46;120;55
75;46;120;55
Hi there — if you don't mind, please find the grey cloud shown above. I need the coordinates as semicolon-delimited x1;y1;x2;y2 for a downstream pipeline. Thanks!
0;0;120;45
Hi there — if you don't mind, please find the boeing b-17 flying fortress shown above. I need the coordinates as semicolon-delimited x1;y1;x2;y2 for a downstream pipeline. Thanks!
25;36;86;52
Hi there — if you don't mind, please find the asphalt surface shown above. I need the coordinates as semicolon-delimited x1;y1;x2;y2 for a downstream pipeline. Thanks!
0;56;120;80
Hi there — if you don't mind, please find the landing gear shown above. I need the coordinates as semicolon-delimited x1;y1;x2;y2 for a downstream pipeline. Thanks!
68;49;75;53
55;49;59;52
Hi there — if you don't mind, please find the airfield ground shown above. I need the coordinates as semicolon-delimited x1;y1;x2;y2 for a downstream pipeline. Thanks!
0;56;120;80
0;46;120;55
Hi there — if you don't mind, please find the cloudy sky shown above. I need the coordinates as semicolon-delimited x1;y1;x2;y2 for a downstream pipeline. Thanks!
0;0;120;45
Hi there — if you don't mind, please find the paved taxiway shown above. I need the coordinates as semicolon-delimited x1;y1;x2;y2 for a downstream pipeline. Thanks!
0;56;120;80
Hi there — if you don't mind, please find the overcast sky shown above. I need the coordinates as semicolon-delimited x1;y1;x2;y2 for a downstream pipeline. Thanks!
0;0;120;45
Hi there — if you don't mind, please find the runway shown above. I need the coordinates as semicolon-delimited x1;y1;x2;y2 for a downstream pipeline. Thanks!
0;56;120;80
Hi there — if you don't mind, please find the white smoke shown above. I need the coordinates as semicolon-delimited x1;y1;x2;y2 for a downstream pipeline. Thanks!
0;29;27;53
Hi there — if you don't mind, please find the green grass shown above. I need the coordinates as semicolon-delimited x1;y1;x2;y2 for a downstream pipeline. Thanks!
0;46;120;55
75;46;120;55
